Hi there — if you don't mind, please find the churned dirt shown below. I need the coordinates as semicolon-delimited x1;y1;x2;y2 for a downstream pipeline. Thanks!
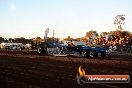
0;50;132;88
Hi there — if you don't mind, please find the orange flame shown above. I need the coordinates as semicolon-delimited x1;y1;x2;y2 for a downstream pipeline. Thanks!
78;65;86;76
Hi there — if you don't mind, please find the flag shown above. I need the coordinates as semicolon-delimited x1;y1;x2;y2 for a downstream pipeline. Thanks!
45;28;49;34
45;28;49;38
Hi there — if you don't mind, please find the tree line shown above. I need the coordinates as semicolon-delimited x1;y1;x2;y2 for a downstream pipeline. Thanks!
0;37;32;44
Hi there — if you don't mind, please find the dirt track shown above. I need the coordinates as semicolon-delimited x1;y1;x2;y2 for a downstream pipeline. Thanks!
0;50;132;88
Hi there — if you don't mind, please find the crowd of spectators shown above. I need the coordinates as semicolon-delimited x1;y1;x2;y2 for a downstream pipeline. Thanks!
86;34;132;53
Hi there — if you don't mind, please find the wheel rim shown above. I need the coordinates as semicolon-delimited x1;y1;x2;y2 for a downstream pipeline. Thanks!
89;51;95;57
82;51;87;57
37;47;41;54
98;52;101;57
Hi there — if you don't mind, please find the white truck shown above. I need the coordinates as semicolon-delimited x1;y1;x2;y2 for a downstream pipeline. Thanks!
0;43;24;50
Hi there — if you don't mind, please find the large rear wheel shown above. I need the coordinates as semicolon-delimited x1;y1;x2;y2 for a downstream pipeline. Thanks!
37;47;46;55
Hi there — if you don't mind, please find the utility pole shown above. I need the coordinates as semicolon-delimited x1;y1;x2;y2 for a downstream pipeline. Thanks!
53;30;54;43
44;28;49;42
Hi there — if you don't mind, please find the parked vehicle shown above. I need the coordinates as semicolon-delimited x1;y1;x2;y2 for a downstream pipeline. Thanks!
0;43;24;50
